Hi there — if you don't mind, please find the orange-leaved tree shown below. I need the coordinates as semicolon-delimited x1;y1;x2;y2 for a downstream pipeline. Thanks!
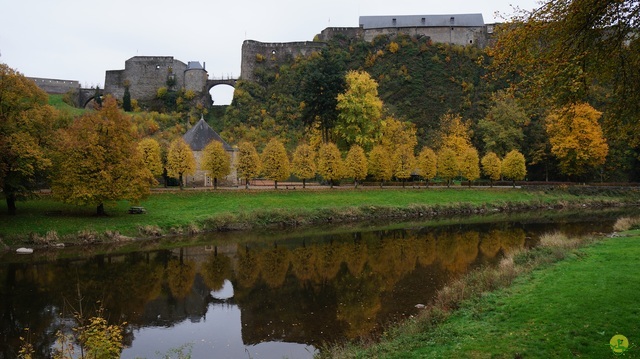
0;63;57;215
545;102;608;178
52;97;154;215
459;147;480;187
393;144;416;188
368;145;393;188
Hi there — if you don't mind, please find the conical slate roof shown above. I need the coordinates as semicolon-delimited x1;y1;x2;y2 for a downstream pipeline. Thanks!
183;116;232;151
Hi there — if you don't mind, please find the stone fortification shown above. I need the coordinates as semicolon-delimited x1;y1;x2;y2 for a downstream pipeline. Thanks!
104;56;208;103
28;77;80;94
240;40;327;81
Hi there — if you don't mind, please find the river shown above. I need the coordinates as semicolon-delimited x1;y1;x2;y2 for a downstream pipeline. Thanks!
0;208;636;359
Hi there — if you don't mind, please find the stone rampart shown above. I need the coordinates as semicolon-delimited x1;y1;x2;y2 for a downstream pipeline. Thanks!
28;77;80;94
240;40;327;82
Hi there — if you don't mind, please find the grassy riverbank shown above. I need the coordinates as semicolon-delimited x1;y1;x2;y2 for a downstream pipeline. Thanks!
1;187;638;246
322;222;640;358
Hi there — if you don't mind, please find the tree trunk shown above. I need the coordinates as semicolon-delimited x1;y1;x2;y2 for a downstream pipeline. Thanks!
512;180;516;188
163;168;169;188
275;180;278;190
303;178;306;189
447;179;451;188
490;179;493;188
97;203;106;216
330;179;334;189
179;173;184;190
245;178;249;189
380;180;383;188
402;179;405;189
214;177;218;190
6;193;16;216
354;180;358;189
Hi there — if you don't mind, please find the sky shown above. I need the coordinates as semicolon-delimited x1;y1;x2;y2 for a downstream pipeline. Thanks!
0;0;541;104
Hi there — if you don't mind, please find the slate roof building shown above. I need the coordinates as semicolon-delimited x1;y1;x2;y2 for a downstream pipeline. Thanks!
183;116;237;187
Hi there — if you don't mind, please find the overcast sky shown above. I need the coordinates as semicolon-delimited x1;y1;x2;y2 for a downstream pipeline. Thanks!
1;0;540;104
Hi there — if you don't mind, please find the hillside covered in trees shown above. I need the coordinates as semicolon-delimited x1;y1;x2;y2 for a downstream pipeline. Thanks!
220;5;640;183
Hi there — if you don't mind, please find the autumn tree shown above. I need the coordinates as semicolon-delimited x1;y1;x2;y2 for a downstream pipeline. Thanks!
236;141;261;189
51;97;154;215
502;150;527;187
166;137;196;190
335;70;383;151
393;144;416;188
481;152;502;187
291;143;316;188
344;145;368;188
378;117;418;156
437;147;459;187
417;147;437;186
201;141;231;189
545;103;608;178
261;137;290;189
477;91;529;156
317;142;344;188
459;147;480;187
368;145;393;188
0;64;57;215
137;138;163;178
438;113;473;157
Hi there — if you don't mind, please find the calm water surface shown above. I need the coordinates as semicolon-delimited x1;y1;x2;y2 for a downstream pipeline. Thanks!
0;209;636;358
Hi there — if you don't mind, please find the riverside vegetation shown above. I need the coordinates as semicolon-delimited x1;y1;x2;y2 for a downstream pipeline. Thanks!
319;216;640;358
1;186;639;247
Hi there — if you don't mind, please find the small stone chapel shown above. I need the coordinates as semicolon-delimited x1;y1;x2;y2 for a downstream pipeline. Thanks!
182;116;238;187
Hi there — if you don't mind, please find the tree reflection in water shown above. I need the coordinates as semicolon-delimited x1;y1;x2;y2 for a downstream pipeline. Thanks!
0;214;618;358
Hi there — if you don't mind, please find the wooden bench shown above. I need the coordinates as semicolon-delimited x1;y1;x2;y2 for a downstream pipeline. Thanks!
128;206;147;214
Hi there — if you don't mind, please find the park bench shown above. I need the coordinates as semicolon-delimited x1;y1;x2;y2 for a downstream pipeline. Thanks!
128;206;147;214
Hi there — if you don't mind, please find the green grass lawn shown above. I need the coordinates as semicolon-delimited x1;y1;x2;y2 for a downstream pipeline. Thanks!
0;187;630;244
354;231;640;358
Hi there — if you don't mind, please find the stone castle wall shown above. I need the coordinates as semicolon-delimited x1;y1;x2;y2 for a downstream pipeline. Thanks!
28;77;80;94
362;26;488;47
240;40;327;81
105;56;209;102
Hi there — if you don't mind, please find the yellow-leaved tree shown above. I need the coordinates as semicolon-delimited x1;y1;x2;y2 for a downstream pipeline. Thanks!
335;70;383;151
344;145;368;188
291;143;317;188
417;147;437;186
438;113;473;157
437;147;459;187
545;102;608;178
368;145;393;188
201;141;231;189
0;63;58;215
52;97;154;215
236;141;261;189
459;147;480;187
137;138;163;179
378;117;418;155
502;150;527;187
317;142;344;189
261;138;290;189
481;152;502;187
166;137;196;190
393;144;416;188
